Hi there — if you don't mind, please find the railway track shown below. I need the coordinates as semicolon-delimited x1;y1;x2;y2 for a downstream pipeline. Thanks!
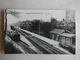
17;29;68;54
16;41;37;54
7;33;37;54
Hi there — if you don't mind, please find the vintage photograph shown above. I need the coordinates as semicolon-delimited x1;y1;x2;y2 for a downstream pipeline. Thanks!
5;9;75;54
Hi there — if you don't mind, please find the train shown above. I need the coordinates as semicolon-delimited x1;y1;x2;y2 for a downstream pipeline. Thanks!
9;31;20;42
7;25;20;42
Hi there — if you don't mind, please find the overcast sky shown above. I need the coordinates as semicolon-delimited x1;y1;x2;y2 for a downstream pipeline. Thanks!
7;9;66;25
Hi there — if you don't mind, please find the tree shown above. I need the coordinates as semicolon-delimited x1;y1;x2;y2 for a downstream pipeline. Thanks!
40;22;51;38
51;18;57;30
64;22;75;34
31;20;40;34
19;21;32;31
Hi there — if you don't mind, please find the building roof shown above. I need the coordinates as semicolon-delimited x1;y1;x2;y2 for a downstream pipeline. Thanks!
50;29;65;34
60;33;75;37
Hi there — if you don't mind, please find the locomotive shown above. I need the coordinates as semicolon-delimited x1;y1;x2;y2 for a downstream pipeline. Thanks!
8;25;20;42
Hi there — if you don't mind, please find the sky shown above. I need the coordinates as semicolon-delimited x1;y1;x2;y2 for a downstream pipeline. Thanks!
7;9;66;25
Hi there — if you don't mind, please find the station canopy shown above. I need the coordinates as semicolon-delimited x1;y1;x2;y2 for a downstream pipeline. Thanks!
50;29;65;34
60;33;75;38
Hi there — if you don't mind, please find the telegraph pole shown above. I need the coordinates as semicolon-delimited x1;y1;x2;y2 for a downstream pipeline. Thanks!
39;19;40;35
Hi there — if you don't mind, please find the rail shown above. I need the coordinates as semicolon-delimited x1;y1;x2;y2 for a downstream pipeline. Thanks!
16;28;71;54
6;35;37;54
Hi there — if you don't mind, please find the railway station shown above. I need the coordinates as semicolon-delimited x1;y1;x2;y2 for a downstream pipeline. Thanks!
6;26;74;54
5;9;75;54
50;29;65;41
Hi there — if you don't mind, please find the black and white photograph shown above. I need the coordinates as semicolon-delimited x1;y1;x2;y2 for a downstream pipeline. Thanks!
5;9;75;54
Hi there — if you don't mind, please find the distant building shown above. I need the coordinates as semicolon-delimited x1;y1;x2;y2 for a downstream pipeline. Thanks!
59;33;75;54
50;29;65;41
59;33;75;47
